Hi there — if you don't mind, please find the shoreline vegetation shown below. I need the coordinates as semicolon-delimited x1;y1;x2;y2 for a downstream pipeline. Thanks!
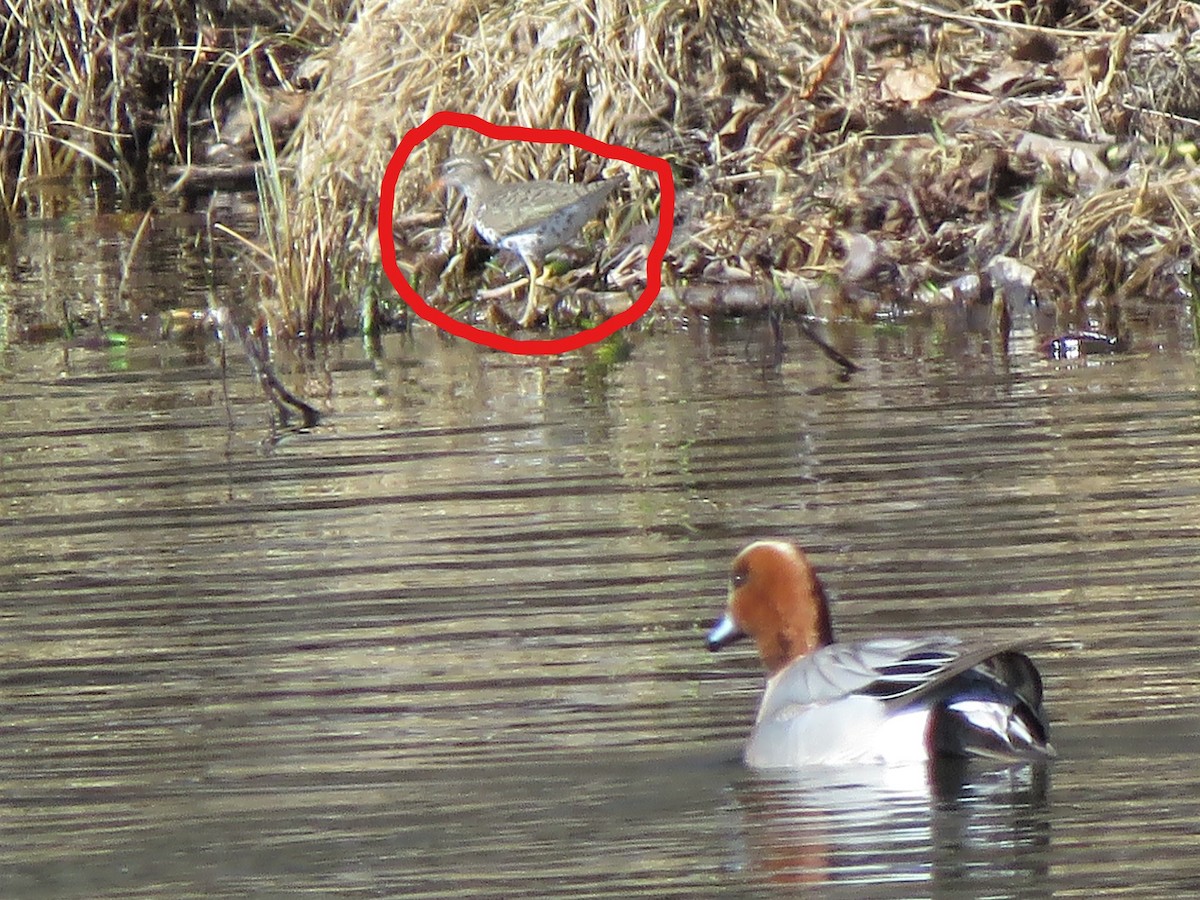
2;0;1199;347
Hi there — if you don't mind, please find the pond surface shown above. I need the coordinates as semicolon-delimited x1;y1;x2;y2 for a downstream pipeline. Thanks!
3;313;1200;897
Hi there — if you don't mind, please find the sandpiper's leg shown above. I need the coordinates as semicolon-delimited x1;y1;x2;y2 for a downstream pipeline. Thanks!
519;261;542;327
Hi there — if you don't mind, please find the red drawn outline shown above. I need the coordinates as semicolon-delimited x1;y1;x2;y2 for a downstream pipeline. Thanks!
378;112;674;356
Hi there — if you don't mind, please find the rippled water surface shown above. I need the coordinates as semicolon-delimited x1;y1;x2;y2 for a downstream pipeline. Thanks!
4;319;1200;897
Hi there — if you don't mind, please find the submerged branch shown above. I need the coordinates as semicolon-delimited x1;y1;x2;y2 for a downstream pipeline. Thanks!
209;306;321;430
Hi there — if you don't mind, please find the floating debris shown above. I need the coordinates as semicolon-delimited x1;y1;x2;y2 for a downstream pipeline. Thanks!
1042;331;1131;360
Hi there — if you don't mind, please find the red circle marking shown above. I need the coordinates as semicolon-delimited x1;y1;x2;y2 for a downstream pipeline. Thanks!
378;112;674;356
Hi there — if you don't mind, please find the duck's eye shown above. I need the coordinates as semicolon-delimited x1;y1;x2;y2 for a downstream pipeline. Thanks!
732;568;748;588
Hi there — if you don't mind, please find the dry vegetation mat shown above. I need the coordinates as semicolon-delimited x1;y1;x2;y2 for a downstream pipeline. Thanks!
285;0;1200;342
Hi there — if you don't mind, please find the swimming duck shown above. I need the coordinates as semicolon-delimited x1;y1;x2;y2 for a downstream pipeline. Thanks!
707;540;1053;768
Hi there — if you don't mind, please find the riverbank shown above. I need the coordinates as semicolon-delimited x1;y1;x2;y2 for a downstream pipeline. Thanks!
3;1;1197;347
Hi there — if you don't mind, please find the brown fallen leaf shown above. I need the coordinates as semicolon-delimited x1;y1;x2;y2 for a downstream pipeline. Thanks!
880;62;940;103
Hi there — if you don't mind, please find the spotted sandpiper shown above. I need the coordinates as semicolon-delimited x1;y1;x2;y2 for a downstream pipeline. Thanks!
436;153;626;327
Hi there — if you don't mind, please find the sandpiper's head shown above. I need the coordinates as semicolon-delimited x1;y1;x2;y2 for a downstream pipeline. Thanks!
436;154;493;198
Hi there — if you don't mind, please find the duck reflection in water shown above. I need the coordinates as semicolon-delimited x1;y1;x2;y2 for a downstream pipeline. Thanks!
728;758;1050;889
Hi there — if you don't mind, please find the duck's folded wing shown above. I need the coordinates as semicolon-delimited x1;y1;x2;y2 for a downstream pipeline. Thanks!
764;636;1043;712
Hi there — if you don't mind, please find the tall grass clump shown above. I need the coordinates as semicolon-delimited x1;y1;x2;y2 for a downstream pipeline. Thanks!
0;0;351;213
